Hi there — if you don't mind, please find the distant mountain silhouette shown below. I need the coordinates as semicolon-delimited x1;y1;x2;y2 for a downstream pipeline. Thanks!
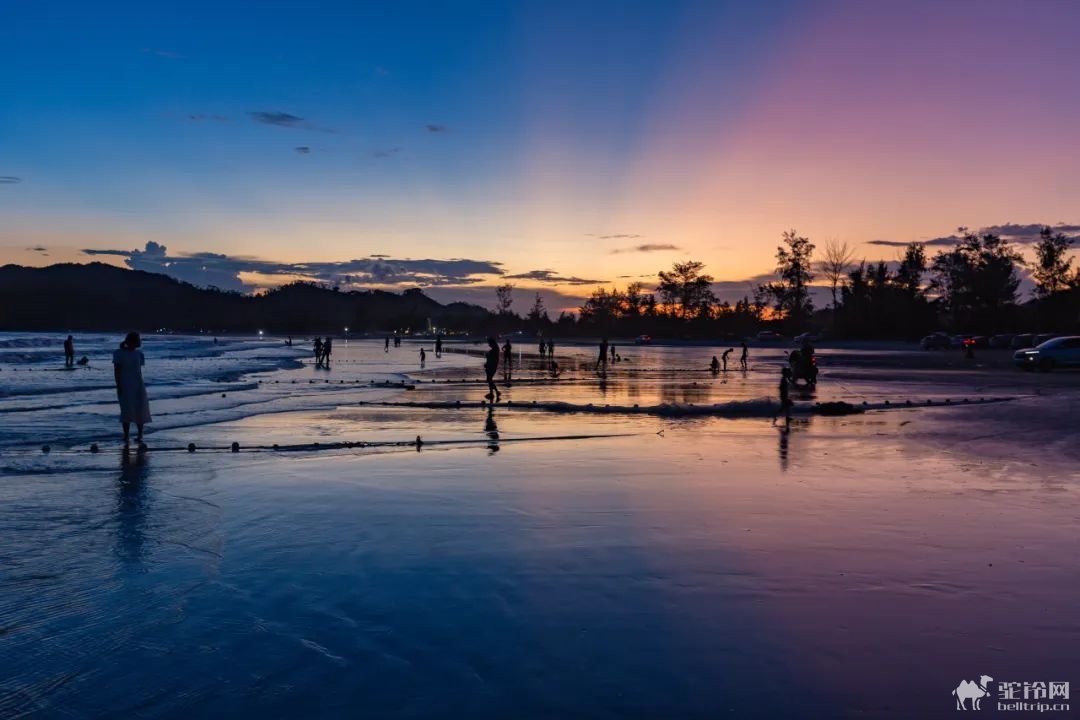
0;263;492;333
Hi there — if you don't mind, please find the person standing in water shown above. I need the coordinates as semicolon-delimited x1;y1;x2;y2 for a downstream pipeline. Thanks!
597;337;608;370
502;338;513;378
63;335;75;367
313;337;324;367
774;366;793;424
740;341;748;370
547;339;555;357
435;335;443;358
484;337;502;401
722;348;733;371
538;338;546;358
113;332;152;443
610;343;616;363
710;356;720;374
323;337;333;366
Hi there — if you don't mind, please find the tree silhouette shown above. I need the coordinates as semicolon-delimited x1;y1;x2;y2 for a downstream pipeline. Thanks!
818;238;854;310
1033;227;1075;297
761;230;815;328
656;261;716;320
930;229;1022;330
494;283;514;315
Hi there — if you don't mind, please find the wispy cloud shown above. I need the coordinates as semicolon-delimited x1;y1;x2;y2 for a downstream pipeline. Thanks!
588;233;643;240
294;146;312;155
610;243;680;254
425;124;447;133
371;147;401;158
249;111;336;133
141;48;185;59
504;269;605;285
82;242;505;293
26;246;47;253
187;113;229;122
0;176;21;184
868;222;1080;248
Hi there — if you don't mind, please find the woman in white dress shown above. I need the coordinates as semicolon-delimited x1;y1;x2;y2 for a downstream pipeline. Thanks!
113;332;152;442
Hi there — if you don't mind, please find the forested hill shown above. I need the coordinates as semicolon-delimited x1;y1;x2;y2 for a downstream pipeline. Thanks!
0;263;491;333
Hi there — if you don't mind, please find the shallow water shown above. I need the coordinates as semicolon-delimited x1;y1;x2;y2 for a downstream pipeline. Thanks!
1;334;1078;718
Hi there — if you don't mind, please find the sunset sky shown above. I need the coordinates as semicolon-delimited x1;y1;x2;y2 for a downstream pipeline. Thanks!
3;0;1079;310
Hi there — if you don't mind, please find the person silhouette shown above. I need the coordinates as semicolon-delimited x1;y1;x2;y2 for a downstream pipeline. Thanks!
113;332;152;443
722;348;733;371
64;335;75;367
484;337;502;401
547;339;555;357
313;337;323;367
435;335;443;358
774;366;793;424
502;339;513;378
323;337;333;366
538;339;546;358
597;337;608;370
740;341;748;371
385;336;390;352
420;347;426;368
710;356;720;374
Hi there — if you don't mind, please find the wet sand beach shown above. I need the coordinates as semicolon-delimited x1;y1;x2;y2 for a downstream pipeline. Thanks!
1;335;1078;718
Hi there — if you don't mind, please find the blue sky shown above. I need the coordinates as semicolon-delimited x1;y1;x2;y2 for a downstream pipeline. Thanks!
2;0;1078;308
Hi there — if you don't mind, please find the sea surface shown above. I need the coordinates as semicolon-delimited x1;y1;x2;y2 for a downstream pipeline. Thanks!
1;333;1077;718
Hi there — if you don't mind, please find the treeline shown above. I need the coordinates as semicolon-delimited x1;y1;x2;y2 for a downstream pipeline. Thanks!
0;263;489;333
503;227;1080;339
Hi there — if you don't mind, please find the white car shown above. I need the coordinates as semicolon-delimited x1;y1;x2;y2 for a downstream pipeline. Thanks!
1013;336;1080;371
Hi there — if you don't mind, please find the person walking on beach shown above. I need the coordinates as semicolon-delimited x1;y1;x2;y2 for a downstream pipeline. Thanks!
419;347;426;368
323;337;333;366
435;335;443;358
313;337;324;367
484;337;502;401
774;367;793;425
385;336;390;352
63;335;75;367
740;341;748;370
113;332;151;443
722;348;733;372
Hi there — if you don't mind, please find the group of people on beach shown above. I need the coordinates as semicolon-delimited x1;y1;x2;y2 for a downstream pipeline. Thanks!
79;331;795;441
312;337;333;367
710;342;749;374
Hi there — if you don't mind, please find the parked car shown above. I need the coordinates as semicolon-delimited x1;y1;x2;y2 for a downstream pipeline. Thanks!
920;332;951;350
793;332;822;345
1010;333;1035;349
1034;333;1057;346
989;334;1015;348
1013;336;1080;371
755;330;784;342
966;335;989;348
